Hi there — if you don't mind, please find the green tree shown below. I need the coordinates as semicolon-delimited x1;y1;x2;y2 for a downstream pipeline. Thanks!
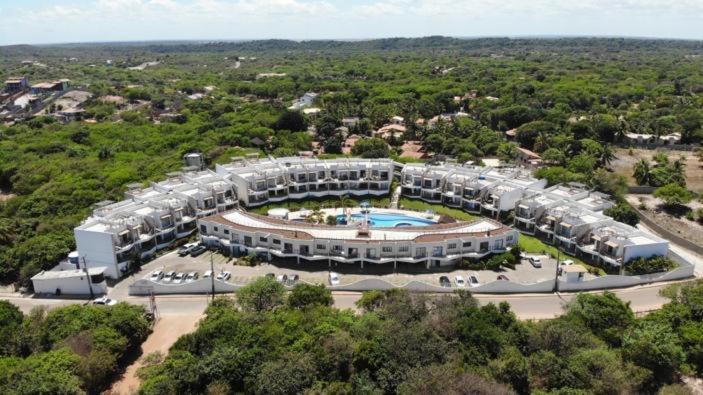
604;203;639;226
236;276;285;312
351;137;389;158
654;183;693;208
287;283;333;309
622;322;685;386
565;292;635;346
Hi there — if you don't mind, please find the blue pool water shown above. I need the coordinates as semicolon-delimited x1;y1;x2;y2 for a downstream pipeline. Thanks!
337;213;436;227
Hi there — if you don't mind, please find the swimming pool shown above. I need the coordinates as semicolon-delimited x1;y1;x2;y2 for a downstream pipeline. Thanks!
336;213;436;227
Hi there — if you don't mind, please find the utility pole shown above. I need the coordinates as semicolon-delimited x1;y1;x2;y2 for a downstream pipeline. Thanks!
553;248;561;293
210;250;215;302
81;256;95;300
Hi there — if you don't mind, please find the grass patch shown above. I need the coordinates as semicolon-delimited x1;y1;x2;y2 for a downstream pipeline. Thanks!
398;198;477;221
250;195;391;215
519;234;606;276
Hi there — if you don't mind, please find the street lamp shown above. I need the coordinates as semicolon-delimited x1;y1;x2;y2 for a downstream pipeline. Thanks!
210;250;215;302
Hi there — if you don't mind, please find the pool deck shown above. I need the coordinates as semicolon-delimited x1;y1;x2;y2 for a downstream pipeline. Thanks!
286;207;441;223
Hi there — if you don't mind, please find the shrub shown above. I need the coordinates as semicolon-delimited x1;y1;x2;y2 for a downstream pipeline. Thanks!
625;256;677;275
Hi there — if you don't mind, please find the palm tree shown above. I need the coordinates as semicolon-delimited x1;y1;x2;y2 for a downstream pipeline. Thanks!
599;145;616;167
633;159;652;186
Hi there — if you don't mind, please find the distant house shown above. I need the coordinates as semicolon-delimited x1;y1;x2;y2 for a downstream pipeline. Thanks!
625;131;682;146
55;108;86;123
342;134;361;154
390;115;404;125
515;147;543;168
4;76;28;92
302;107;322;116
31;79;70;94
342;117;360;127
373;124;406;139
289;92;318;110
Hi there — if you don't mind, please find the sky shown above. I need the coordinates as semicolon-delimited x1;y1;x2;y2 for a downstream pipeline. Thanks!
1;0;703;46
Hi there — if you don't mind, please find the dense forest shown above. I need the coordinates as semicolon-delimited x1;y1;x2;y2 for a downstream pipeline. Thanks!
135;279;703;394
0;301;150;394
0;37;702;285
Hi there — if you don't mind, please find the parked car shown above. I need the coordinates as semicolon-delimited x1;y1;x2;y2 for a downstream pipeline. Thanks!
329;272;340;286
216;271;231;281
288;274;299;286
190;244;208;257
93;296;117;306
496;274;510;281
468;274;480;287
203;270;213;278
178;243;197;256
528;256;542;268
276;274;288;284
185;272;198;282
439;276;451;287
561;259;574;266
173;272;185;284
454;275;466;288
150;270;163;281
162;271;175;283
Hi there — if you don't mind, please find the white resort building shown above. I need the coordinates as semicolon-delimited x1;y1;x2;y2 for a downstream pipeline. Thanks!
198;210;517;269
71;156;669;279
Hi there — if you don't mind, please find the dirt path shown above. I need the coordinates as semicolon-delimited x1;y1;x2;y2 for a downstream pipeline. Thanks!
108;313;203;395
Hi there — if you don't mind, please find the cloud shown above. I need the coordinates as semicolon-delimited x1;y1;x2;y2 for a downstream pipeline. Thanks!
1;0;702;44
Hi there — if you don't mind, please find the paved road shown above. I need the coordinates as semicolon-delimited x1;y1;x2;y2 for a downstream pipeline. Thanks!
1;279;677;320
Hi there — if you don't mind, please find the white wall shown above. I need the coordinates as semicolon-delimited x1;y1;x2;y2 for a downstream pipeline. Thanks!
33;275;107;295
75;229;119;278
623;242;669;263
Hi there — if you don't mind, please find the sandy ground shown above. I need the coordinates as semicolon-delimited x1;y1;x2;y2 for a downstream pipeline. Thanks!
108;313;203;395
626;194;703;246
611;148;703;193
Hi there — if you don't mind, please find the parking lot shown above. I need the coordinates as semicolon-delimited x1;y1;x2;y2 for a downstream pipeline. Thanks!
108;248;579;297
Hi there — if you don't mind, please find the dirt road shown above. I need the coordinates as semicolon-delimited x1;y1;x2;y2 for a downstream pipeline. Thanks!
108;313;203;395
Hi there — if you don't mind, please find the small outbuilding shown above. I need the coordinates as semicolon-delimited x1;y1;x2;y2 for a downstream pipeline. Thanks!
31;267;107;296
562;265;587;283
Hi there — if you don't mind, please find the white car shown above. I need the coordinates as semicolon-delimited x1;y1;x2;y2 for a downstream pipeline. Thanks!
216;271;231;281
185;272;198;282
172;272;185;284
562;259;574;266
454;275;466;288
529;256;542;268
276;274;288;284
329;272;340;286
150;270;163;281
162;271;175;283
203;270;213;278
468;274;480;287
93;297;117;306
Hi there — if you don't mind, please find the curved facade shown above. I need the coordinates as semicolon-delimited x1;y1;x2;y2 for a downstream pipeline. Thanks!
198;211;518;269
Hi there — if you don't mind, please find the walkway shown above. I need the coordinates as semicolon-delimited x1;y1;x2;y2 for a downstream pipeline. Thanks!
109;313;203;395
389;185;401;209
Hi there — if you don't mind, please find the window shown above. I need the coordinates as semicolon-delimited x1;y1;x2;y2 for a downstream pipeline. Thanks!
200;225;207;233
259;237;268;242
382;246;392;253
224;229;230;235
462;241;472;247
332;245;342;251
506;235;513;242
448;243;457;250
399;245;409;252
213;226;218;232
317;244;326;250
273;239;281;245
